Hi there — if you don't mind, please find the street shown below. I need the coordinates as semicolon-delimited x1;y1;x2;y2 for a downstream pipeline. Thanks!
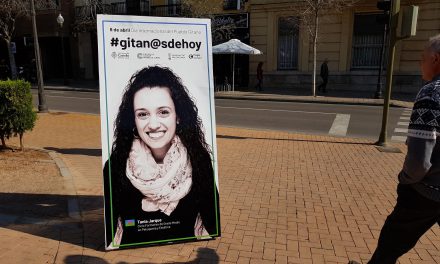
32;89;410;142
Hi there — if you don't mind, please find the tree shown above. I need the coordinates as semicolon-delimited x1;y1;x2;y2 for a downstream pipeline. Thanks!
0;80;37;151
73;0;236;45
72;0;149;32
13;80;37;150
180;0;237;45
72;0;108;33
296;0;360;96
0;0;29;79
0;0;48;80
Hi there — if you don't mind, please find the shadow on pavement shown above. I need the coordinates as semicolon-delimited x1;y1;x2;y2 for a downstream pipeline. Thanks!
0;193;106;251
65;255;109;264
0;193;220;257
0;192;71;218
44;147;102;157
217;134;374;146
64;247;220;263
45;112;70;116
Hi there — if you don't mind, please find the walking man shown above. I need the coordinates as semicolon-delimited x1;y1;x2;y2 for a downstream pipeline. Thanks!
349;34;440;264
256;62;263;92
317;59;329;93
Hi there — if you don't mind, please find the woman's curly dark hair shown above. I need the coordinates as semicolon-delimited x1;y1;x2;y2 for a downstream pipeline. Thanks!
108;66;218;235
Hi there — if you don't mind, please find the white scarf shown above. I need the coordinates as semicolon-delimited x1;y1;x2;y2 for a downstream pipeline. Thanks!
126;136;192;216
106;136;209;249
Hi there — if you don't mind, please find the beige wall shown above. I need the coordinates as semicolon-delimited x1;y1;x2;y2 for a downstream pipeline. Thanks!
307;13;343;72
398;1;440;73
250;10;268;71
249;0;440;79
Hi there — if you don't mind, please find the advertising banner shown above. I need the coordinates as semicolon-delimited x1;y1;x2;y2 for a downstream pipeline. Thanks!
97;15;220;250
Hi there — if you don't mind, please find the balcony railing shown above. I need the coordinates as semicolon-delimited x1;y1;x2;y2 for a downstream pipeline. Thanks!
24;0;59;11
37;0;58;10
223;0;245;10
150;4;182;17
110;2;126;14
75;0;150;18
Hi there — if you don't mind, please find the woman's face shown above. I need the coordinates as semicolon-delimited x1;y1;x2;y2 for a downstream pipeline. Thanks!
133;87;177;160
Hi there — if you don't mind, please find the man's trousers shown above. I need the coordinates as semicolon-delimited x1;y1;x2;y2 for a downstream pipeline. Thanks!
368;184;440;264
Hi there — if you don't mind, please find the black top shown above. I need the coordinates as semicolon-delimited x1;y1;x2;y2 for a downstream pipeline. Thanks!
320;62;329;78
103;154;220;247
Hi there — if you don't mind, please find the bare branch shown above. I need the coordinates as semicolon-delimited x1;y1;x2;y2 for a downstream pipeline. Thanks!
284;0;361;95
180;0;237;44
0;0;35;42
0;0;47;79
72;0;110;32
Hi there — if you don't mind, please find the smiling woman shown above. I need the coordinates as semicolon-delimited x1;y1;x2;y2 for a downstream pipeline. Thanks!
133;87;178;162
103;66;219;249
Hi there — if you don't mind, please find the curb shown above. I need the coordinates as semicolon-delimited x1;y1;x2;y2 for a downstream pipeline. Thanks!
390;100;414;108
31;86;99;93
32;147;82;220
215;95;414;109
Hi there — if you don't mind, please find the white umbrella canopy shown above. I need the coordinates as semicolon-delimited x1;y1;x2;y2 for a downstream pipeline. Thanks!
212;39;262;91
212;39;262;55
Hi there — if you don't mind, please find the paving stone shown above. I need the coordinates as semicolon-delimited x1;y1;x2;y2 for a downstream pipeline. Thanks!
2;113;438;263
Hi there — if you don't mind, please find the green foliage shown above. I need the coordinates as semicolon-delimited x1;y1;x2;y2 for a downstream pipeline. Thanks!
0;79;37;148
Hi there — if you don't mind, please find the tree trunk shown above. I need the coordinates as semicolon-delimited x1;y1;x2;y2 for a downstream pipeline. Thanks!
31;0;48;112
6;39;17;79
312;9;319;97
19;133;24;151
1;136;6;148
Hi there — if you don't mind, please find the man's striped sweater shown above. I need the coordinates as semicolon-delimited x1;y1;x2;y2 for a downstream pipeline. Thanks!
398;74;440;202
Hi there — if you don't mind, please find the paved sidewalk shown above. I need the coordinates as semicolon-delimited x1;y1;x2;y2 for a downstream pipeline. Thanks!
2;112;439;264
215;91;414;109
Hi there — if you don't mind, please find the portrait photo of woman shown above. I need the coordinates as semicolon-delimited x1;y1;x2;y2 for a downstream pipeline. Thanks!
103;66;220;249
